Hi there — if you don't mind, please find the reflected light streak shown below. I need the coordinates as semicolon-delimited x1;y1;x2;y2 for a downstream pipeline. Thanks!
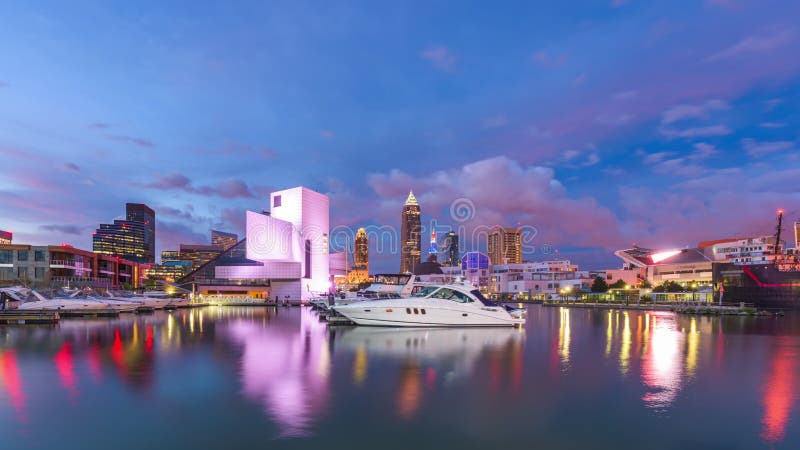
761;338;799;444
0;349;27;421
353;346;367;385
641;313;684;412
685;318;699;377
397;364;421;420
605;311;613;357
54;341;78;397
620;312;631;375
558;308;571;367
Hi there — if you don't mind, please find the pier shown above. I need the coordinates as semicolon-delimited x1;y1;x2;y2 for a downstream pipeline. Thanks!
0;310;60;324
542;301;771;316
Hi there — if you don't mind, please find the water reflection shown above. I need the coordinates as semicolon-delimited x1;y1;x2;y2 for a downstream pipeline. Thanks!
332;326;524;419
761;337;799;444
222;307;330;437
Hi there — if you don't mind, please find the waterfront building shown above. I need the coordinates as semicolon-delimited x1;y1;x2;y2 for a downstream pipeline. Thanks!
0;243;142;288
211;229;238;250
0;230;11;244
427;229;439;263
144;260;191;282
354;227;368;271
461;251;491;289
488;260;591;300
443;231;459;267
488;227;522;265
179;244;224;270
615;246;713;287
400;191;421;274
93;203;156;263
181;186;331;302
161;250;181;263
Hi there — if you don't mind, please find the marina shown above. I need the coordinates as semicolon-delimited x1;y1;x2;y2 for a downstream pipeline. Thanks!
2;305;800;449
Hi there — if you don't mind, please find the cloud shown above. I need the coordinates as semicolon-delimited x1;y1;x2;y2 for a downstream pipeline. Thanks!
707;28;795;61
742;138;794;157
88;122;113;130
531;51;570;68
108;135;155;148
320;130;335;139
652;158;705;177
39;224;84;235
689;142;717;160
612;90;638;101
420;45;457;72
481;115;508;129
661;99;728;124
641;151;674;165
759;122;785;128
139;173;256;198
610;0;628;7
156;221;207;253
63;162;81;172
367;156;623;249
0;81;8;88
659;124;732;138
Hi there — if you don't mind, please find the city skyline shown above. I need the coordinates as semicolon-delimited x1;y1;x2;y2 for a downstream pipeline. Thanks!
2;1;800;273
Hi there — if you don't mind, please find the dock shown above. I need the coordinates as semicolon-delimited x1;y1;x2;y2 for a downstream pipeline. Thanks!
0;310;61;324
542;301;770;316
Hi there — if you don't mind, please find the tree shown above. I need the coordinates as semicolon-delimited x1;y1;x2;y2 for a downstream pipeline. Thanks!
609;279;628;290
590;277;609;293
652;281;684;293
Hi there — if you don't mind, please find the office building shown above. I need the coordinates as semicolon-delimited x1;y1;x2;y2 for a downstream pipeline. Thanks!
211;230;238;250
0;230;11;244
400;191;421;273
488;227;522;265
93;203;156;263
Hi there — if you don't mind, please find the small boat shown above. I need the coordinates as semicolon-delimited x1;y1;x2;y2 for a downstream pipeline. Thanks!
331;282;526;327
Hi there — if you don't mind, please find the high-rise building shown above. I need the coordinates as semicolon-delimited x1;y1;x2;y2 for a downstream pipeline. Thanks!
93;203;156;263
444;231;459;267
400;191;421;273
0;230;11;244
161;250;181;263
427;229;439;263
488;227;522;265
354;227;369;271
125;203;155;261
211;230;238;250
795;221;800;249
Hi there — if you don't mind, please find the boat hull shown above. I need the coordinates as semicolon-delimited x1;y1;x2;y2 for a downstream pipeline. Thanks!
333;299;524;327
713;263;800;310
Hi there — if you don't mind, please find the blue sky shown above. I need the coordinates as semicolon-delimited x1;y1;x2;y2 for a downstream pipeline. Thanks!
1;0;799;272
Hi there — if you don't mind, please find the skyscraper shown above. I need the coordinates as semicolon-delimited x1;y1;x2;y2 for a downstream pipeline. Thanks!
93;203;156;263
795;221;800;249
444;231;459;267
125;203;156;261
488;227;522;265
400;191;421;273
354;227;369;271
211;229;238;250
427;229;439;263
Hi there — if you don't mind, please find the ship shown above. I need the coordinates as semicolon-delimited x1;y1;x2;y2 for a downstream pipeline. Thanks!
712;210;800;310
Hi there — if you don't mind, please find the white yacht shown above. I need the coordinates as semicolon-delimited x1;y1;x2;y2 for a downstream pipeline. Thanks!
16;289;121;311
105;290;187;309
331;282;526;327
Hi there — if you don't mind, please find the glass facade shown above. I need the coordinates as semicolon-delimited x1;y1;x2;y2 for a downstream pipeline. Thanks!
92;203;155;263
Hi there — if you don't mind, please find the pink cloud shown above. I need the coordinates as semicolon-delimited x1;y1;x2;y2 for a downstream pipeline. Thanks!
531;51;570;68
707;28;795;61
139;173;256;198
107;135;155;148
420;45;458;72
320;130;335;139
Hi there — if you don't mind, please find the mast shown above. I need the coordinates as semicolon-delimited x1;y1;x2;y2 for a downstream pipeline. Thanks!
775;209;784;263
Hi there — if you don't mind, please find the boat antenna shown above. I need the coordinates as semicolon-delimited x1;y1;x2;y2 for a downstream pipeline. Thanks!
775;209;784;264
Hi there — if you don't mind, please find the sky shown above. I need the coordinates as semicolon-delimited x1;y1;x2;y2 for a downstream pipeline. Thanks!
1;0;799;272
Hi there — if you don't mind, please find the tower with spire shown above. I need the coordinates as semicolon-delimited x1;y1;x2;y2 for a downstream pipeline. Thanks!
427;229;439;263
400;190;421;273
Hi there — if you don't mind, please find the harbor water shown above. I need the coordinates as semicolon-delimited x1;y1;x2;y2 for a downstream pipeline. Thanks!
1;305;799;449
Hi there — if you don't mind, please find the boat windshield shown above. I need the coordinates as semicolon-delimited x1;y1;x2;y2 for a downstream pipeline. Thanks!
411;286;440;297
470;289;499;307
430;288;474;303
